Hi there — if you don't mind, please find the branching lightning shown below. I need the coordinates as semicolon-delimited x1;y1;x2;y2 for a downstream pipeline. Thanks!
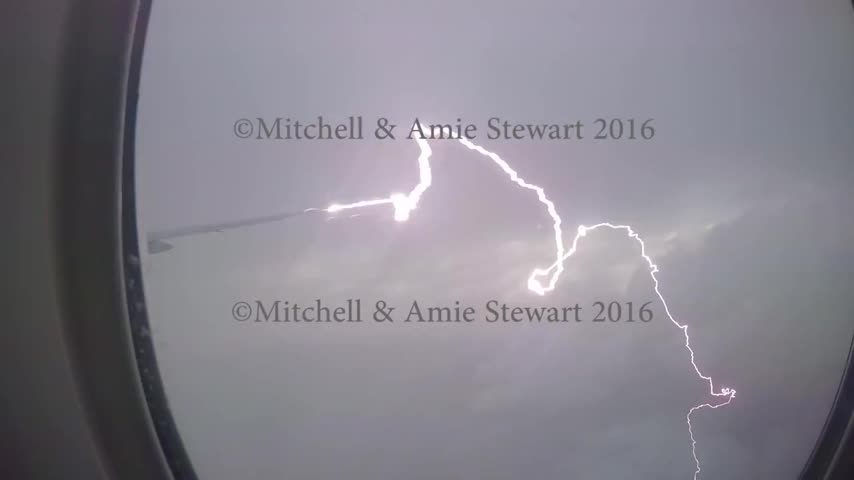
321;127;735;479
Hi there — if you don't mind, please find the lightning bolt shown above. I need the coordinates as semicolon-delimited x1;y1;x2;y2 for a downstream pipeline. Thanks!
321;127;735;479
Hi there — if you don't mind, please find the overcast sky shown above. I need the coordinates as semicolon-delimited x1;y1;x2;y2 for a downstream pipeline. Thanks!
136;1;854;479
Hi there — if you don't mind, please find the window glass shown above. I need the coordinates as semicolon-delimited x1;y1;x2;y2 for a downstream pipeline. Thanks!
136;1;854;478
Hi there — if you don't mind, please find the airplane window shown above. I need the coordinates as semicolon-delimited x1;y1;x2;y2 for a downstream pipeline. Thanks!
133;1;854;478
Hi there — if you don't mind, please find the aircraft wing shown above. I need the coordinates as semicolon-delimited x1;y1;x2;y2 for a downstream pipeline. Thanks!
145;209;317;254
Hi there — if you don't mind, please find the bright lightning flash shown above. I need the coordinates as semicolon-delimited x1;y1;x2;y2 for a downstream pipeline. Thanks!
327;137;433;222
320;127;735;479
